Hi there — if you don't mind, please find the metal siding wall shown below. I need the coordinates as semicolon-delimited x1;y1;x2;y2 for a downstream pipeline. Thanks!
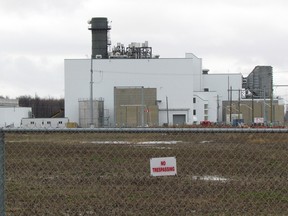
114;87;158;127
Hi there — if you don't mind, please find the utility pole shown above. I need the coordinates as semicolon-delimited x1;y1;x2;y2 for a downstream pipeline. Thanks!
229;86;232;124
238;89;241;120
263;87;266;123
252;73;254;125
90;55;94;128
252;91;254;124
141;87;144;127
166;96;169;125
217;95;220;123
270;78;273;124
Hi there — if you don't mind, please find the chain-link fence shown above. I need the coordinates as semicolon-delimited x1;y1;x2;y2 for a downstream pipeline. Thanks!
1;128;288;215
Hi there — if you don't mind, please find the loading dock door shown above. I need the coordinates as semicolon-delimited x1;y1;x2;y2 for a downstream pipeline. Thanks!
173;114;186;125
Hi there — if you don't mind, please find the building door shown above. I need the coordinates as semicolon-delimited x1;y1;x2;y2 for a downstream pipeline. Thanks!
173;114;186;125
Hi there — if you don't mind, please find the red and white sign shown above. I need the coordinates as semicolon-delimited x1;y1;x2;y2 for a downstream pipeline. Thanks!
254;117;264;123
150;157;177;177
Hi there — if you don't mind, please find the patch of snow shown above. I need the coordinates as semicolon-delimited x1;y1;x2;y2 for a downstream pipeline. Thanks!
137;141;181;145
81;140;181;145
192;175;229;182
199;140;213;144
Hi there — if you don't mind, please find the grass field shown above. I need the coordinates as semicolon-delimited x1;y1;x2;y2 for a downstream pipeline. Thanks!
4;130;288;215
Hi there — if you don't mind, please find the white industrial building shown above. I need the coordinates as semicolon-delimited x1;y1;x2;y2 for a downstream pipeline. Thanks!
0;98;32;128
64;17;243;127
64;53;241;127
21;118;69;129
200;73;243;122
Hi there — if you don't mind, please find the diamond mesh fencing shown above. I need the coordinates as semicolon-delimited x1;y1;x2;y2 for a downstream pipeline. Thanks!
1;128;288;215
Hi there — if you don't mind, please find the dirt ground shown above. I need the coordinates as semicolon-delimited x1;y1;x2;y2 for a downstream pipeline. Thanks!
4;130;288;215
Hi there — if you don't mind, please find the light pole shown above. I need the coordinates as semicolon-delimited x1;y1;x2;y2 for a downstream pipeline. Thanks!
166;96;169;125
90;55;94;128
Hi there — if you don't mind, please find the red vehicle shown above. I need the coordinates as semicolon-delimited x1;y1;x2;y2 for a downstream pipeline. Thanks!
200;120;212;127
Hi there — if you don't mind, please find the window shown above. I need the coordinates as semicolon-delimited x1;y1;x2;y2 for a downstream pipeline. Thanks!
59;121;63;124
193;97;196;103
193;109;196;115
204;88;209;92
47;121;51;125
204;103;208;119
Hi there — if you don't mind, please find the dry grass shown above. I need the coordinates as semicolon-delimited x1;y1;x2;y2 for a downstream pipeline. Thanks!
4;131;288;215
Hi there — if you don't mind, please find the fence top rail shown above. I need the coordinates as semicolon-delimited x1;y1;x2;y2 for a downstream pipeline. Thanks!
1;127;288;133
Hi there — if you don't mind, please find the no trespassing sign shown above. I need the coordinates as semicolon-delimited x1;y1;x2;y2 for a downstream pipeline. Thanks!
150;157;177;177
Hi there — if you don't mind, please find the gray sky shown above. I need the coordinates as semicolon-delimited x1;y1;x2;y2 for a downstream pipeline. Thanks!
1;0;288;100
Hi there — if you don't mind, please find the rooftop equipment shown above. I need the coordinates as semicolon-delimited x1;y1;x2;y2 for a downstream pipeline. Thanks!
88;17;156;59
111;41;153;59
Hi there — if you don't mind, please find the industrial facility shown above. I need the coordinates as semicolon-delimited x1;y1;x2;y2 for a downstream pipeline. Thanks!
0;17;285;128
63;17;285;127
61;18;284;127
223;66;284;125
0;17;284;129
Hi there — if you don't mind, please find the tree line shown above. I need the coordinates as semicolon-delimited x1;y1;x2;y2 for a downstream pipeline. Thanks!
18;96;64;118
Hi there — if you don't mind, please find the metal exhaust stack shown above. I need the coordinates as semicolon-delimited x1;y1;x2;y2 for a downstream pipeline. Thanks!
88;17;111;59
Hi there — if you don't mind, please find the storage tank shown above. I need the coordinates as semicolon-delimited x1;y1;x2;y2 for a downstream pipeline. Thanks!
78;99;104;128
88;17;111;59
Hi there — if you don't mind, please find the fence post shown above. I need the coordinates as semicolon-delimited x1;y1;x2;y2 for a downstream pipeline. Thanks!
0;129;5;216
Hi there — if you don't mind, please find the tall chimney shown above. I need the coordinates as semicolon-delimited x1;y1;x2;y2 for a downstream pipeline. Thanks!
88;17;111;59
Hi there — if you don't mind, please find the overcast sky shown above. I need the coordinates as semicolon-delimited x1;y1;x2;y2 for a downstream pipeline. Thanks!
1;0;288;100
